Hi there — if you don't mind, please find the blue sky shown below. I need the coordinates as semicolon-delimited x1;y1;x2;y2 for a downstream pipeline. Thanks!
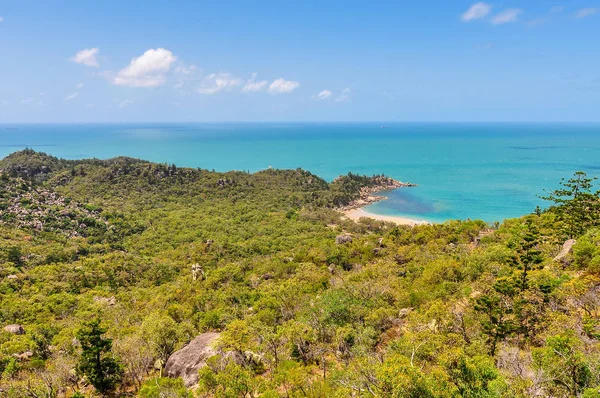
0;0;599;122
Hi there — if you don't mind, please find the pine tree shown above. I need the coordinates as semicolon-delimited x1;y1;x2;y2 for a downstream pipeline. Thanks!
541;171;600;237
76;318;122;396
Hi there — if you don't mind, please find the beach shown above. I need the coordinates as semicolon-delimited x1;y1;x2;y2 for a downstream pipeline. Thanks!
344;207;430;226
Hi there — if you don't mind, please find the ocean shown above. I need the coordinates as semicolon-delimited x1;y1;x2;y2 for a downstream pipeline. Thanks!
1;123;600;223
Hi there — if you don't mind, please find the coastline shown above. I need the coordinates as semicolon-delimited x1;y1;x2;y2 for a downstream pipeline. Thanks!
343;207;431;226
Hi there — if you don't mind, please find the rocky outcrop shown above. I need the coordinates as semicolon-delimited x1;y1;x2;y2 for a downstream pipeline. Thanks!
3;324;25;335
164;332;221;387
554;239;576;262
337;176;416;211
335;234;353;245
0;177;110;237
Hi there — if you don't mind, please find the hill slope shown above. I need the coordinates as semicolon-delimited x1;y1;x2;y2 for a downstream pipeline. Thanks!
0;150;599;397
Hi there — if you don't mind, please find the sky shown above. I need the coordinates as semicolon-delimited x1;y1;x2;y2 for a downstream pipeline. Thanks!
0;0;599;123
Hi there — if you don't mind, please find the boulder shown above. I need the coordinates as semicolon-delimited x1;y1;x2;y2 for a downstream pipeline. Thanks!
164;332;220;387
554;239;576;262
335;234;353;245
3;324;25;335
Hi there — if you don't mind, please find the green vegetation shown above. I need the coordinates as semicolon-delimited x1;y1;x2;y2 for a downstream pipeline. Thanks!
1;150;600;397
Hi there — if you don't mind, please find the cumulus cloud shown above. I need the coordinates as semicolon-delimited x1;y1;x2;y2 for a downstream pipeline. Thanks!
492;8;522;24
70;48;100;67
198;73;242;95
268;78;300;94
65;92;79;101
461;2;491;21
76;83;84;89
335;88;352;102
315;90;332;100
242;73;268;92
574;8;598;18
113;48;177;88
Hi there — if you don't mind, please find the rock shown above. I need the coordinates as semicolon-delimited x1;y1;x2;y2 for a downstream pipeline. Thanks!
3;324;25;335
335;234;353;245
165;332;221;387
13;351;33;360
93;296;117;306
398;308;413;318
5;275;18;280
554;239;576;262
191;263;204;281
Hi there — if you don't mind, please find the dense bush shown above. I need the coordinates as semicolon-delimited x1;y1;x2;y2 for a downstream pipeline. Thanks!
0;150;599;397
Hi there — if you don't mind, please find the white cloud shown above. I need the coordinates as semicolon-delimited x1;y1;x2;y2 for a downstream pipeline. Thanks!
0;17;4;23
114;99;134;108
574;8;598;18
76;83;84;89
113;48;177;88
492;8;522;24
243;80;268;92
242;73;268;92
315;89;332;100
197;73;242;95
0;100;10;107
70;48;100;67
173;63;200;90
550;6;565;13
335;88;352;102
174;64;198;76
268;78;300;94
461;2;491;22
65;92;79;101
20;98;35;105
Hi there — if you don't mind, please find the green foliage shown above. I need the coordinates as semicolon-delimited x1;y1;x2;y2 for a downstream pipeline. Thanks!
138;377;190;397
1;151;599;397
76;318;123;395
533;332;594;396
541;171;600;238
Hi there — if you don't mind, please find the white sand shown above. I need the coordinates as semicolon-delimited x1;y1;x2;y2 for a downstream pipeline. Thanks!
344;208;431;226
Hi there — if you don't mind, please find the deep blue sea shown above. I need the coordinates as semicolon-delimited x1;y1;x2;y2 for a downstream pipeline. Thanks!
2;123;600;223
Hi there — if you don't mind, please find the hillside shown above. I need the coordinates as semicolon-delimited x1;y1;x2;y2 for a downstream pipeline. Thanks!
1;150;600;397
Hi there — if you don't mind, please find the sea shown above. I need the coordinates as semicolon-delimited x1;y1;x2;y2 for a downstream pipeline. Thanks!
1;123;600;223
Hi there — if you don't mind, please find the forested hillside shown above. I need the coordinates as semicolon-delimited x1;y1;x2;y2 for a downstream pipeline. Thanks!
1;150;600;397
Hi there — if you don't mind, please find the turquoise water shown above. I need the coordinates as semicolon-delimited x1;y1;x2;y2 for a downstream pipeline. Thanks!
2;123;600;223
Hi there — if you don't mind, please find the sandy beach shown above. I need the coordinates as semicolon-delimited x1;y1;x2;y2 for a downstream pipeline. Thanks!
344;208;431;226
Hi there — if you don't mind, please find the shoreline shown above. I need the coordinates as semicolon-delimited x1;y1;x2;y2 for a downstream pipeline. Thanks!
343;207;431;226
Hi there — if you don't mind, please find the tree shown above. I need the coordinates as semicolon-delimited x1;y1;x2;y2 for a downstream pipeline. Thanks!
511;218;544;291
541;171;600;237
474;277;519;355
31;325;57;360
6;246;22;266
141;313;180;370
76;318;122;396
533;332;592;396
